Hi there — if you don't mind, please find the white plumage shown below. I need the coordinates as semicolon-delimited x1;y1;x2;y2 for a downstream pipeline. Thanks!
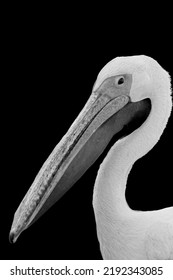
93;55;173;259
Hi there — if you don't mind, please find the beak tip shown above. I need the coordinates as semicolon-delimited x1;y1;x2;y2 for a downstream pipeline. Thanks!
9;231;16;244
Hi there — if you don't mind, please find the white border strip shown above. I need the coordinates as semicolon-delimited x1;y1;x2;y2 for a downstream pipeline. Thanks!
0;260;173;280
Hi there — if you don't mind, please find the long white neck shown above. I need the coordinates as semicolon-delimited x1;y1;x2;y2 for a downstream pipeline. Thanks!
93;65;172;229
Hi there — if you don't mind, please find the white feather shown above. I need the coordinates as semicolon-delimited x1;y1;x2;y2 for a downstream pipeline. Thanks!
93;55;173;260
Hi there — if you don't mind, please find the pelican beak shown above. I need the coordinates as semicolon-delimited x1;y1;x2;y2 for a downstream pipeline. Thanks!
9;73;148;243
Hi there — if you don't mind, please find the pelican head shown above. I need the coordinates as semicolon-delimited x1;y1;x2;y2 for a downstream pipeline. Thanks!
9;55;173;260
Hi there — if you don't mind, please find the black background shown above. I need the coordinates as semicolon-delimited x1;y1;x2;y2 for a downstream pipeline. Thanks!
2;7;173;260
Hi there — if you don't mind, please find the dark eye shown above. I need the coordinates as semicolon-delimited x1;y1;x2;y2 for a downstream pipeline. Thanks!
115;76;125;86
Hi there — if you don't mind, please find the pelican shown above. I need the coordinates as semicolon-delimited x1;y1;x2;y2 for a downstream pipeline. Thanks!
9;55;173;259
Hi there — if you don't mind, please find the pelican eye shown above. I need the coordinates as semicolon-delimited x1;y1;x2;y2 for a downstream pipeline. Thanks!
115;76;125;86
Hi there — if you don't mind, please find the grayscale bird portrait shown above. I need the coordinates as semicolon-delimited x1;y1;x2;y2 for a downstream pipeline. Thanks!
1;10;173;262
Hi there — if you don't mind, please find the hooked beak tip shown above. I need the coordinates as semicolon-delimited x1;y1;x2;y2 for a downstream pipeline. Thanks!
9;231;16;244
